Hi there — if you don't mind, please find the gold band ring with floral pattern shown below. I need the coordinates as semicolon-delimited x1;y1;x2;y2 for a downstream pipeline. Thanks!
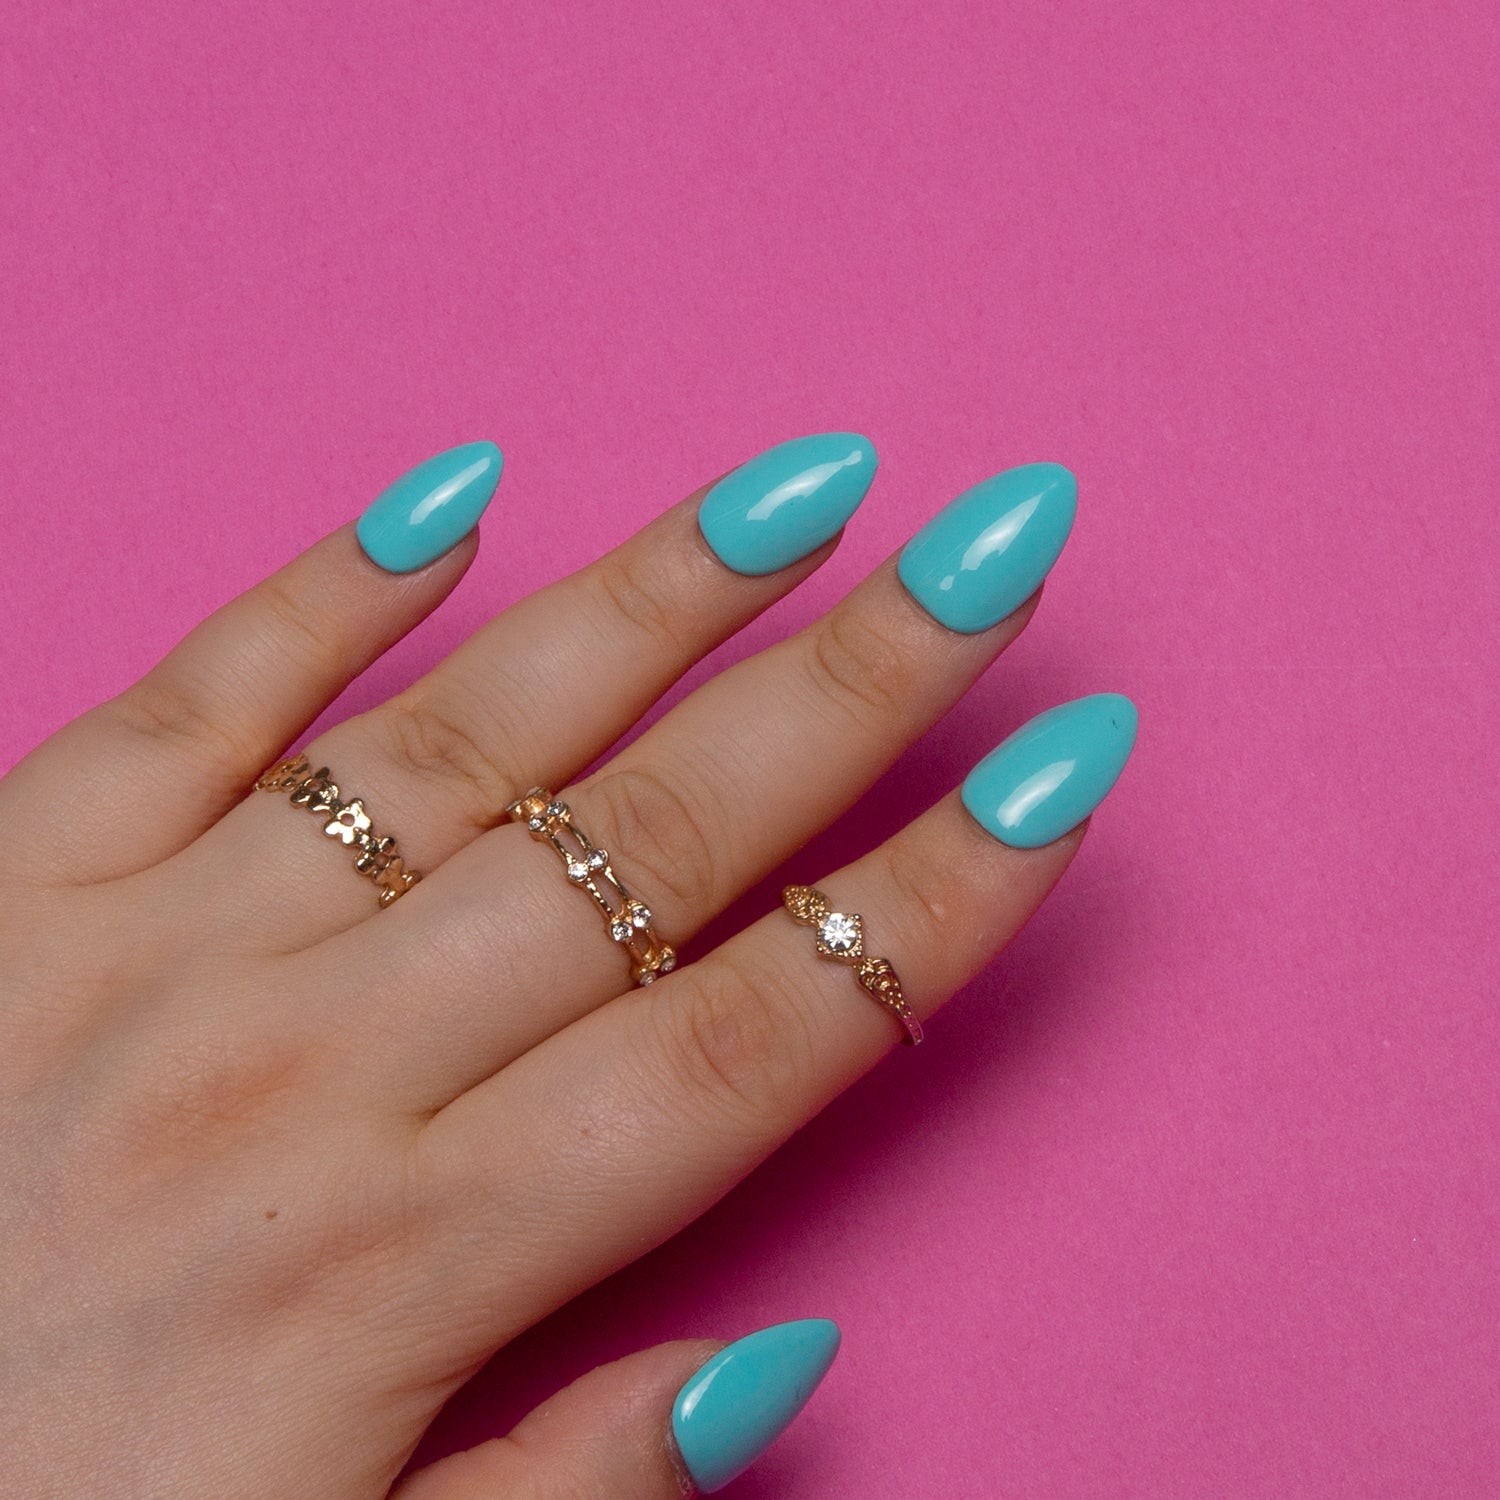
781;884;923;1046
255;753;421;907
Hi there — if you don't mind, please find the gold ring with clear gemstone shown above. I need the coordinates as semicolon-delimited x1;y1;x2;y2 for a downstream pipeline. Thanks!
504;788;676;987
780;885;923;1046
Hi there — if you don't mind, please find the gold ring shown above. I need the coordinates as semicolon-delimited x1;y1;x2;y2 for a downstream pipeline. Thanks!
781;885;923;1046
505;788;676;987
255;753;421;907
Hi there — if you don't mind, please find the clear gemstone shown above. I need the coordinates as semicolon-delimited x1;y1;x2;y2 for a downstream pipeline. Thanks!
820;912;860;953
527;816;544;831
638;970;655;985
610;919;631;941
661;952;676;972
632;907;651;927
588;850;608;870
566;860;588;882
546;801;565;817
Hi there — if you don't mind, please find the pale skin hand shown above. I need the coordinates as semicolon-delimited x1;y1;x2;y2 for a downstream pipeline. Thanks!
0;478;1081;1498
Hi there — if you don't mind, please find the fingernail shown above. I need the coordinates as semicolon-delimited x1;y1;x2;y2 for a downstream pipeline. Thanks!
897;462;1077;633
356;441;503;573
698;434;876;575
671;1319;840;1493
962;693;1138;848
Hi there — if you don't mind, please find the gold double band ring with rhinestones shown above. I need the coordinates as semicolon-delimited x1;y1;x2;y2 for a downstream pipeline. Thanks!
255;753;421;907
781;884;923;1046
505;788;676;987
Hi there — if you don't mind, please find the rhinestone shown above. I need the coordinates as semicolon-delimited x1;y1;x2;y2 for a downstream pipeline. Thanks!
819;912;860;954
546;801;565;817
527;816;544;831
638;970;655;985
588;850;608;870
566;861;588;882
632;906;651;927
661;952;676;972
611;919;631;941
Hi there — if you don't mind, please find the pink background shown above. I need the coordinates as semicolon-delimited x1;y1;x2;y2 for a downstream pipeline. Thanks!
3;3;1496;1495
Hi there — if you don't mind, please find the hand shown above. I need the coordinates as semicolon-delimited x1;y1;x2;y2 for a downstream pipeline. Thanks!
0;435;1135;1498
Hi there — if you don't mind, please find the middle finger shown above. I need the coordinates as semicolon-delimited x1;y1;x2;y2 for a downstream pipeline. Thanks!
341;461;1078;1108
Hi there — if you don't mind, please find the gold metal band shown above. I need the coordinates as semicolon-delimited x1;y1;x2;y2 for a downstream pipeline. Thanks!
255;753;421;907
505;788;676;987
781;884;923;1046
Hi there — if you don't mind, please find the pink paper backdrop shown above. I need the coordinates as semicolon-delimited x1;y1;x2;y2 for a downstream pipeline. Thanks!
3;3;1496;1495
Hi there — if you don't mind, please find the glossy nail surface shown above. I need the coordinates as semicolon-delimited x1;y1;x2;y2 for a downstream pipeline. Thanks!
672;1319;840;1493
356;441;503;573
898;462;1076;633
698;433;875;575
962;693;1138;848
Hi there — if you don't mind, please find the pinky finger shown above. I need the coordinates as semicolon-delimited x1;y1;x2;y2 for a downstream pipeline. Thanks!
2;442;501;883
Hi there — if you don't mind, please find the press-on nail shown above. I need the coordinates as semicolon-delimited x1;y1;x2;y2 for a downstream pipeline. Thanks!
671;1319;841;1493
962;694;1138;847
698;434;876;575
356;440;503;573
898;462;1076;633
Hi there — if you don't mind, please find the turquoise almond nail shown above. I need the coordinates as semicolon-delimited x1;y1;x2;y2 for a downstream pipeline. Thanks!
672;1319;841;1493
698;433;876;576
898;462;1077;633
962;693;1138;848
355;440;503;574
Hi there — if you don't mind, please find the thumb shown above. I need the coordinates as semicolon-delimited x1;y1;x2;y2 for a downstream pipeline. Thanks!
392;1319;841;1499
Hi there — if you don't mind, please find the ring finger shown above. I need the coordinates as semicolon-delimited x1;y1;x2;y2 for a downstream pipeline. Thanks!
420;695;1139;1325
